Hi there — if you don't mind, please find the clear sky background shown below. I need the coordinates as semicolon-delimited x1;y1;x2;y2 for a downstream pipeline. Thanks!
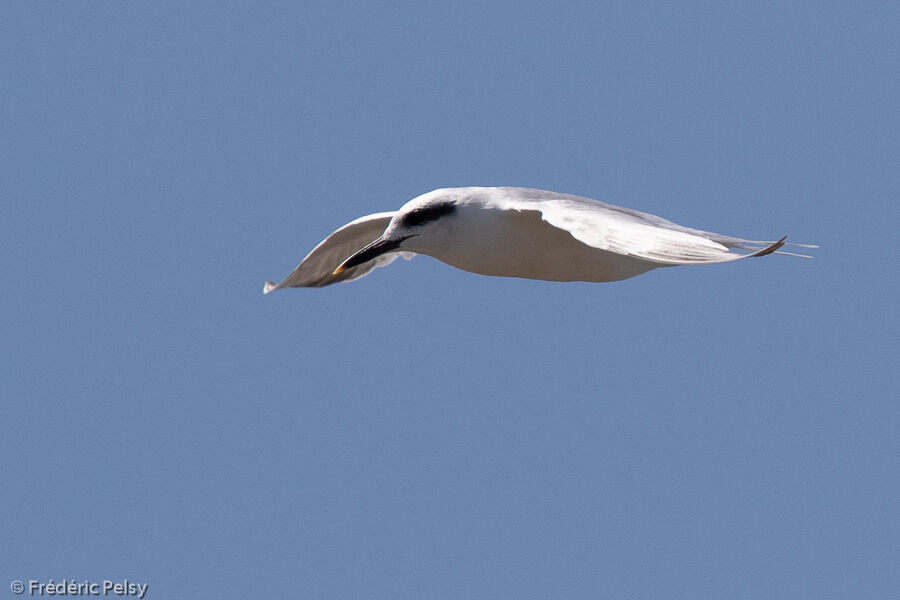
2;3;898;599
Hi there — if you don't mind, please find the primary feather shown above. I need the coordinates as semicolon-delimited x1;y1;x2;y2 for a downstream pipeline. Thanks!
263;212;414;291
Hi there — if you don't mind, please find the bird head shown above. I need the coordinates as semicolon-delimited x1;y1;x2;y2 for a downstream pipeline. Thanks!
333;190;460;274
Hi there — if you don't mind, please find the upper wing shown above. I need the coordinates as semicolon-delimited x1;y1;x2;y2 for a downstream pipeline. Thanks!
492;187;788;265
263;212;415;291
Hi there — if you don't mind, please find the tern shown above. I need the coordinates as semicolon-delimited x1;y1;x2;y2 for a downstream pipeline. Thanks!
264;187;815;291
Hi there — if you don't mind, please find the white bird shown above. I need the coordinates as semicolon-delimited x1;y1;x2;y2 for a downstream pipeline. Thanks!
264;187;815;292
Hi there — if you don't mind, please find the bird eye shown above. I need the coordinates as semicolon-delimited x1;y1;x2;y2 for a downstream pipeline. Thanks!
400;202;456;227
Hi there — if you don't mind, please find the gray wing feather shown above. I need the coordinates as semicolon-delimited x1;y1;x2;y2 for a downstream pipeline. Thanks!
263;212;415;291
495;188;787;265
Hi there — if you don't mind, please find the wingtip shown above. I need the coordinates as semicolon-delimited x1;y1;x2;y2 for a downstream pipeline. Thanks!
263;280;277;294
753;235;788;257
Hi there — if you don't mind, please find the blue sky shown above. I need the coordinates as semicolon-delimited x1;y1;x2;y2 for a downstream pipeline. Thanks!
2;2;898;598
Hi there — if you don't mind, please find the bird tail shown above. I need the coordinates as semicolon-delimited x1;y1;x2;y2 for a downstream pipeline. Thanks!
773;249;815;258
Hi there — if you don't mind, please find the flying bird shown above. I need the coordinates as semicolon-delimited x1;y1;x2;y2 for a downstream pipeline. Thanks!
263;187;815;292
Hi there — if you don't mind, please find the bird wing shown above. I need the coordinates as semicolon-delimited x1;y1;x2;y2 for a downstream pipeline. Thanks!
493;188;787;265
263;212;415;291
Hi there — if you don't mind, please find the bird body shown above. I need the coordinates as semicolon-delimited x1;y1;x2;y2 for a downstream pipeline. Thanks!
400;198;658;282
264;187;814;292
